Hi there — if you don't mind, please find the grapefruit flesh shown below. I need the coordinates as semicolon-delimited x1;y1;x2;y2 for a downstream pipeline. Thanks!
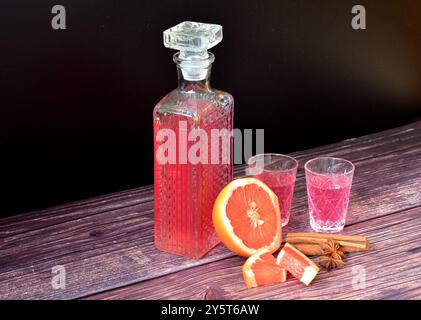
213;178;282;257
243;249;287;288
276;243;320;286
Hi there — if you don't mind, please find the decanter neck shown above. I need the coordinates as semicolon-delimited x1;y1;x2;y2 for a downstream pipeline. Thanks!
174;51;213;91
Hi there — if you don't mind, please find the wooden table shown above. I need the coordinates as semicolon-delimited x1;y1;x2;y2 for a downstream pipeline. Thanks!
1;122;421;300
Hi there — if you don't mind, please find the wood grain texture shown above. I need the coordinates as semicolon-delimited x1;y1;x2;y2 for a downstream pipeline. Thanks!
0;121;420;300
86;206;421;300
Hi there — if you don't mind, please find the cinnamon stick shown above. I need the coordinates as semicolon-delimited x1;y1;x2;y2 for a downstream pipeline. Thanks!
287;232;367;243
292;244;325;256
286;233;369;250
293;243;369;256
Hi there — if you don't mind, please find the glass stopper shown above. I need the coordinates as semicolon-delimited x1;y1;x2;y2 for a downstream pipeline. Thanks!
163;21;223;54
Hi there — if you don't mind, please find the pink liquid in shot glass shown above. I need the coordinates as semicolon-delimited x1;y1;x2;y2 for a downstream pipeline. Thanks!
254;172;295;227
306;174;351;232
248;154;298;228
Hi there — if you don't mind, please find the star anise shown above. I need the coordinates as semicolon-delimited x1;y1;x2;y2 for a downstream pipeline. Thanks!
319;240;345;271
319;255;345;271
321;240;345;257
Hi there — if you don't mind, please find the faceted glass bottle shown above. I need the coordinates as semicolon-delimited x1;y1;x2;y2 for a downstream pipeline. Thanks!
153;22;234;259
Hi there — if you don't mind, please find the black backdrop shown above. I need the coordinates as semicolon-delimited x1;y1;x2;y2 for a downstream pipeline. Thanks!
1;0;420;217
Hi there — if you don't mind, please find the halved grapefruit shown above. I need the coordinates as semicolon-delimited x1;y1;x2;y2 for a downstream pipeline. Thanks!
243;249;287;288
213;178;282;257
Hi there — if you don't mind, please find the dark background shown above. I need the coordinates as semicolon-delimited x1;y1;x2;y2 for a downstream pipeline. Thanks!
0;0;420;217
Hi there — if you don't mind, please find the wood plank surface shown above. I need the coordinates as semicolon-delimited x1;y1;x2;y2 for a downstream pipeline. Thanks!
86;206;421;300
0;121;420;300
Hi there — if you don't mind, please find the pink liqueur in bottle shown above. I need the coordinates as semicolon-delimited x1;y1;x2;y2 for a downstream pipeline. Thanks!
153;22;233;259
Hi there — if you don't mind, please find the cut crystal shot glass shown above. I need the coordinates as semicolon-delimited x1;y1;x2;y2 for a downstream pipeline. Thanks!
304;157;355;233
247;154;298;227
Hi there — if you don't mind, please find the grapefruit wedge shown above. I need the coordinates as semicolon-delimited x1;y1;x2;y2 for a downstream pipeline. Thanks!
243;249;287;288
276;243;320;286
213;178;282;257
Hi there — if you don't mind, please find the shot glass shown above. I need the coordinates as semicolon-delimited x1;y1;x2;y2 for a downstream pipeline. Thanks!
247;154;298;227
304;157;355;233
